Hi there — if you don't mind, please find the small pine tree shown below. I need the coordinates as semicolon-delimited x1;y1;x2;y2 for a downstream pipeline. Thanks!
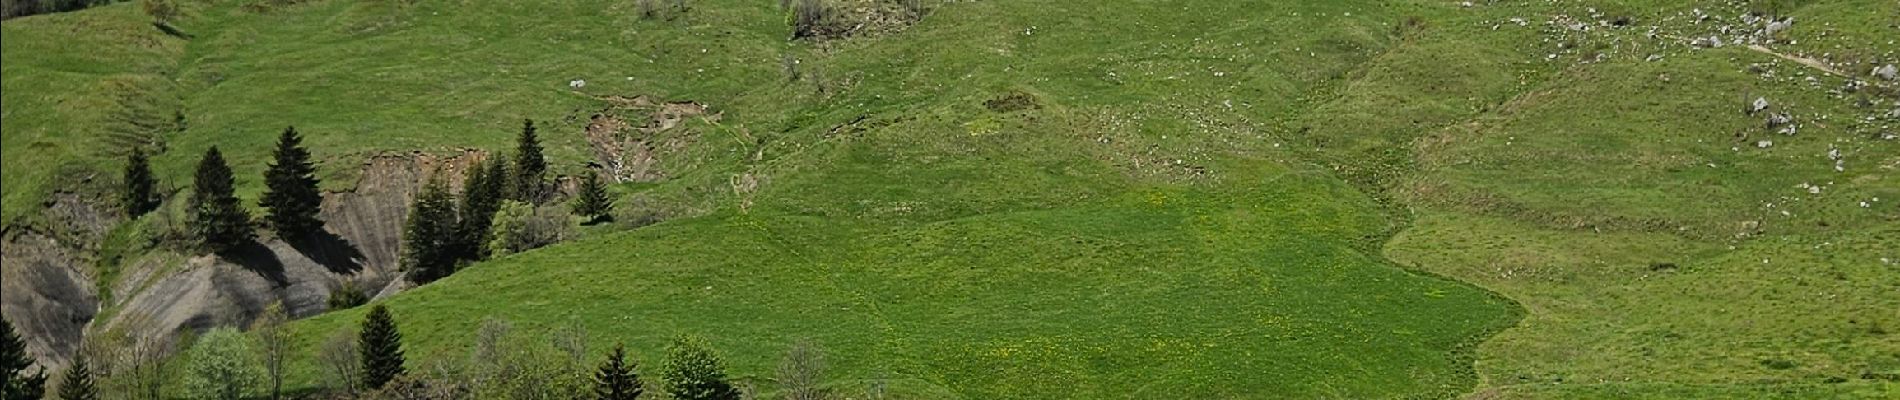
456;156;507;262
122;149;161;218
402;178;460;284
3;317;47;400
358;305;406;390
594;343;643;400
260;126;325;239
572;170;612;224
56;353;96;400
190;146;253;253
512;119;547;203
661;337;738;400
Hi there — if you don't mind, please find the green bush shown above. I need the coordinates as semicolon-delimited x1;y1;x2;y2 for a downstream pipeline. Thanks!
182;328;261;400
465;318;590;399
661;336;738;400
327;281;370;310
485;201;571;256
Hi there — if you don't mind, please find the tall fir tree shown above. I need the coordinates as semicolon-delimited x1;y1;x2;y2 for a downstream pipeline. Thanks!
594;343;643;400
572;170;612;224
401;178;460;284
455;156;507;262
190;146;253;253
511;119;547;203
2;317;46;400
56;353;96;400
660;337;738;400
357;305;405;390
259;126;325;239
122;148;161;218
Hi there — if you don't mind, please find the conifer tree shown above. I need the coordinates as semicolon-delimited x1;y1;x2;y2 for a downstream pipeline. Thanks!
572;170;612;224
456;156;507;261
594;343;643;400
56;353;95;400
122;148;160;218
512;119;547;202
401;178;459;284
190;147;253;253
357;305;405;390
260;126;324;239
661;337;738;400
2;317;46;400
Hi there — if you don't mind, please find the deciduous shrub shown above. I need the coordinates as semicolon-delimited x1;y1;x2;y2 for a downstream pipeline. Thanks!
182;328;261;400
485;201;571;256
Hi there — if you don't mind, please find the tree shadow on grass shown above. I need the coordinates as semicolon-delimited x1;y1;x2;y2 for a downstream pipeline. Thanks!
153;22;191;39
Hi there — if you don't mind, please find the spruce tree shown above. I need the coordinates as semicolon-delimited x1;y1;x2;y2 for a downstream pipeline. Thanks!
2;317;46;400
56;353;95;400
122;148;160;218
660;337;738;400
512;119;547;203
594;343;643;400
190;146;253;253
456;156;507;262
260;126;325;239
401;178;459;284
572;170;612;224
357;305;405;390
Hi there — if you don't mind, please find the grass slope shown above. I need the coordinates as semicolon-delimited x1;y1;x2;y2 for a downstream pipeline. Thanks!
4;0;1897;398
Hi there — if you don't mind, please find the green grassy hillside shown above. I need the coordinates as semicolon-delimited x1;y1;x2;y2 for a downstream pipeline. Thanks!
3;0;1897;398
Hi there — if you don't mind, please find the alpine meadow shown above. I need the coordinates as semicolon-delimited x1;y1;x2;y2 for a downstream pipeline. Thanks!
1;0;1897;399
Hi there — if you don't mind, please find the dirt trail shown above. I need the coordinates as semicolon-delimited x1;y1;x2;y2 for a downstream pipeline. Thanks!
1745;44;1851;78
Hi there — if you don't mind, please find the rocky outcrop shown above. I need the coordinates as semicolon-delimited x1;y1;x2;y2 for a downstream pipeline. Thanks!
0;188;116;370
0;232;98;371
320;150;487;275
3;150;486;369
102;149;490;348
584;98;710;184
105;243;331;339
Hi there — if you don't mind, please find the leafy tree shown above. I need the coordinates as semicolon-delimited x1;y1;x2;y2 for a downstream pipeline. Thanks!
2;317;46;400
456;156;508;261
778;340;827;400
401;178;459;284
190;146;252;253
251;302;289;400
56;353;95;400
511;119;547;203
140;0;178;25
182;328;261;400
358;305;405;390
122;148;161;218
87;313;168;400
660;337;738;400
572;170;613;224
594;343;643;400
316;328;361;395
259;126;324;239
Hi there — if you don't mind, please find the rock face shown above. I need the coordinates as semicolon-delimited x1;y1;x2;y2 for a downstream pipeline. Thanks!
585;98;710;184
0;232;98;371
320;150;487;275
2;150;486;369
104;150;489;346
104;242;349;344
